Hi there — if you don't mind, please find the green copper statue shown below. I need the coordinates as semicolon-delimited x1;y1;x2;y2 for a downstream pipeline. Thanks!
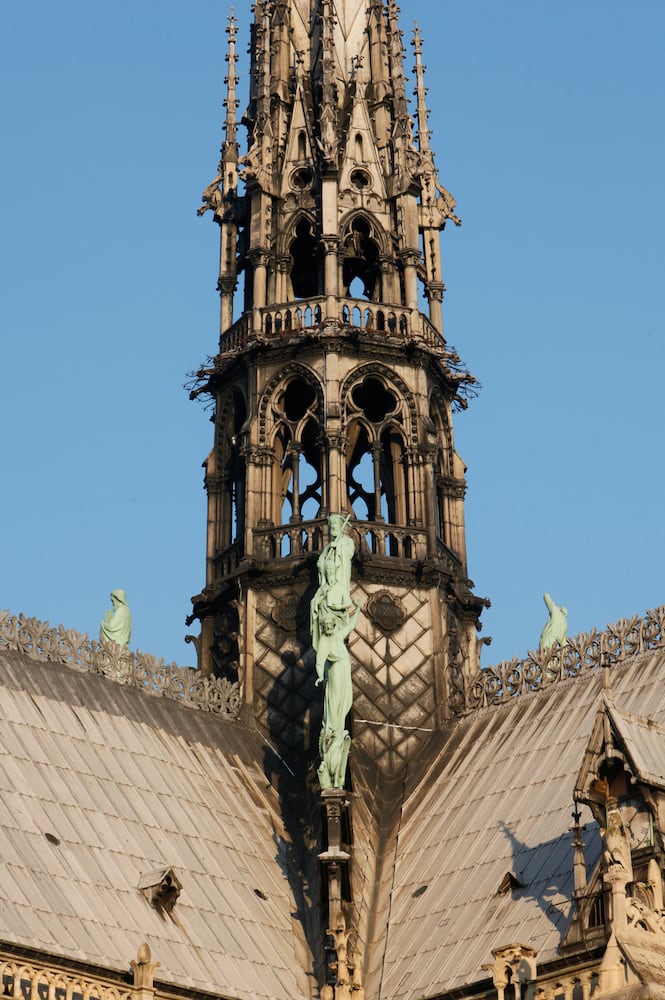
100;589;132;647
316;602;361;790
311;514;359;790
539;592;568;649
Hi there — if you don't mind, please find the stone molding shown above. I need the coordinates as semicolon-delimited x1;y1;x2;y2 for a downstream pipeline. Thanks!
456;605;665;714
0;610;240;719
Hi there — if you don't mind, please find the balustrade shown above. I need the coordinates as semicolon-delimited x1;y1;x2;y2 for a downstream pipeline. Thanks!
451;605;665;716
216;299;444;357
251;517;430;563
212;542;242;581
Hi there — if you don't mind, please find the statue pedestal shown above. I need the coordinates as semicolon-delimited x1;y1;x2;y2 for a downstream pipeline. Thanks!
319;788;351;930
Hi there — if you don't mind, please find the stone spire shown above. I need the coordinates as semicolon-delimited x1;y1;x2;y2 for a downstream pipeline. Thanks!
412;19;461;333
191;4;486;989
191;0;485;778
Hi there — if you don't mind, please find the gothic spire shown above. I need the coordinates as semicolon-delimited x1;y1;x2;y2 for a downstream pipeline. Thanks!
222;9;239;190
412;22;431;155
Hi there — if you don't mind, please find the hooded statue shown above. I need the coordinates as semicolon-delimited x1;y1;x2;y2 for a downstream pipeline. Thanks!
100;589;132;647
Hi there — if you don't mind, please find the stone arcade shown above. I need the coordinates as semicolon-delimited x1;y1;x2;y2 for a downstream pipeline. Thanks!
3;4;665;1000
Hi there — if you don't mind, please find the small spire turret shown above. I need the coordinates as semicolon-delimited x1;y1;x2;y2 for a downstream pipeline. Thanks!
412;23;431;154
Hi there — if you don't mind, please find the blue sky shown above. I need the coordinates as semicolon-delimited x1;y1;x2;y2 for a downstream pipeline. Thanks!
1;2;663;668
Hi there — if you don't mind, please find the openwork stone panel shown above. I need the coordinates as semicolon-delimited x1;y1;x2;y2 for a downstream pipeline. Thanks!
455;605;665;714
0;958;132;1000
0;610;240;719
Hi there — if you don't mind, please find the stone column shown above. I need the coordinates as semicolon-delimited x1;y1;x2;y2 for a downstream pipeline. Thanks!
218;276;237;336
605;862;630;931
250;249;270;334
426;281;445;336
398;249;420;311
322;235;341;319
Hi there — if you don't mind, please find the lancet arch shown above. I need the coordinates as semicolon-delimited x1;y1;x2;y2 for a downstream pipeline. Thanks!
214;387;248;550
258;365;325;526
339;211;389;301
279;211;321;299
340;366;416;528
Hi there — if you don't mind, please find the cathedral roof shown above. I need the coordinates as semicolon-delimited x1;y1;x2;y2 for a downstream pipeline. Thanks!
0;649;311;1000
379;649;665;1000
2;621;665;999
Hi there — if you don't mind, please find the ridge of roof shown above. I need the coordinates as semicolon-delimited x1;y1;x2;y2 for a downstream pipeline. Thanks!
460;604;665;715
0;609;240;721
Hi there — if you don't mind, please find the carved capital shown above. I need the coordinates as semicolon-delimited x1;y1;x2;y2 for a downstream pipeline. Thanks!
439;474;467;500
244;445;274;465
218;276;238;296
397;248;421;268
426;281;445;303
321;235;341;254
247;247;270;268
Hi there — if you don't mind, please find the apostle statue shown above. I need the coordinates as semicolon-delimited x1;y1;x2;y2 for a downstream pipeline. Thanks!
100;589;132;647
539;592;568;649
311;514;359;789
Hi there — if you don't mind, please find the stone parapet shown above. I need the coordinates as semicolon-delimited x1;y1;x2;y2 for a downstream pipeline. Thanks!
0;609;240;719
455;605;665;714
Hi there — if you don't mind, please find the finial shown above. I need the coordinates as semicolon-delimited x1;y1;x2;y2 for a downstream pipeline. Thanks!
412;20;431;153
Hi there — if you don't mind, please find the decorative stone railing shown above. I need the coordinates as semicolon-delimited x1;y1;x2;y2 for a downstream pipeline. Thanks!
252;518;328;560
0;609;241;719
250;517;436;564
0;958;133;1000
213;541;243;581
453;605;665;714
0;944;161;1000
360;521;429;561
217;298;444;356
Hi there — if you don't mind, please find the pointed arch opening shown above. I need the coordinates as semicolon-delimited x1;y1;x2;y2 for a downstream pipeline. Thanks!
217;390;247;551
266;372;324;533
290;218;320;298
342;216;381;301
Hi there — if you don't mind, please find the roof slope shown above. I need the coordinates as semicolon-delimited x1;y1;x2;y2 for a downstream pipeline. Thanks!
380;650;665;1000
610;704;665;788
0;651;311;1000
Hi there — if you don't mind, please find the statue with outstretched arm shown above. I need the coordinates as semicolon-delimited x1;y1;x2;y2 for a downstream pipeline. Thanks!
539;592;568;649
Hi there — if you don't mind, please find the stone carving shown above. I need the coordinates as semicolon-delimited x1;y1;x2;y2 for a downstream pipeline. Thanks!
0;610;240;719
272;601;299;632
99;589;132;647
458;605;665;713
539;592;568;649
602;802;633;876
311;515;359;790
196;171;223;217
321;910;364;1000
366;591;406;633
0;959;133;1000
